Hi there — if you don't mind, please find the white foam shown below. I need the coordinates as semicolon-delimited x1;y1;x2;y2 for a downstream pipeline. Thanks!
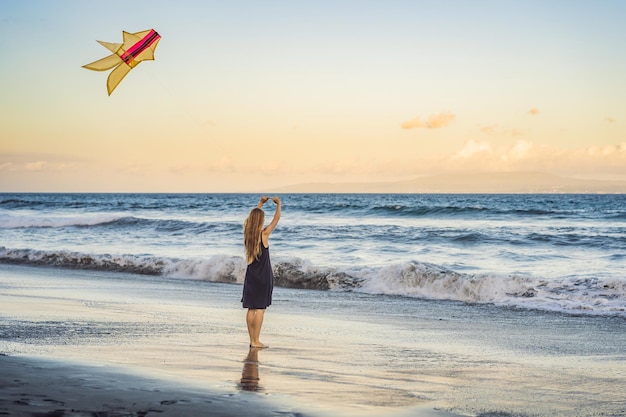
0;213;122;229
0;247;167;275
163;255;247;284
1;247;624;317
354;261;626;316
356;262;532;302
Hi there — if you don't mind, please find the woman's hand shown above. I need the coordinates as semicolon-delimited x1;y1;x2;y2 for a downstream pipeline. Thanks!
256;196;269;208
263;196;281;236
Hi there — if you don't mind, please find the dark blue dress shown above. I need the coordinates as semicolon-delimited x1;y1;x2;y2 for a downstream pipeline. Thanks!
242;242;274;309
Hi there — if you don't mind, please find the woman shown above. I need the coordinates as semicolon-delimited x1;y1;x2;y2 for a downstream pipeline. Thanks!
242;195;281;348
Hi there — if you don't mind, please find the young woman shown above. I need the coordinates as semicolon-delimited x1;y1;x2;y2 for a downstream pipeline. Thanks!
242;196;281;348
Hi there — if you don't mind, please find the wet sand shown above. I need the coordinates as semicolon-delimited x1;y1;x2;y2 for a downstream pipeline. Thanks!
1;353;461;417
1;264;625;416
0;353;292;417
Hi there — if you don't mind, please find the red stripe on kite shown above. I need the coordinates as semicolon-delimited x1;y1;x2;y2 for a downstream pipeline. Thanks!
121;30;161;65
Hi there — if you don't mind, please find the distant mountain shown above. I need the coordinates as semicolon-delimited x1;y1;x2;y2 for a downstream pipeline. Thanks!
272;172;626;193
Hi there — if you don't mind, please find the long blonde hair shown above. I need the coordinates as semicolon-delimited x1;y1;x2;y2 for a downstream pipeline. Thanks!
244;208;265;264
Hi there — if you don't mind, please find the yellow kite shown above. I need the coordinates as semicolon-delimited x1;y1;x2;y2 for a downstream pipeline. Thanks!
83;29;161;95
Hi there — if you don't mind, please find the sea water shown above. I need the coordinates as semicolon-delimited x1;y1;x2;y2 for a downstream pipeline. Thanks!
1;193;625;317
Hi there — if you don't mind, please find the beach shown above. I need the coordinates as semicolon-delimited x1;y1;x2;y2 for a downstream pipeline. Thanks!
2;354;313;417
2;263;625;416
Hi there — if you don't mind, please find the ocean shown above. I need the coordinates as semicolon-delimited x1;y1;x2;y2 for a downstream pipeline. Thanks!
2;192;626;416
1;192;625;317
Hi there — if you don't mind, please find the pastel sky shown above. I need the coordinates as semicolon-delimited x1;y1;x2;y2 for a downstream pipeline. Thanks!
1;0;625;192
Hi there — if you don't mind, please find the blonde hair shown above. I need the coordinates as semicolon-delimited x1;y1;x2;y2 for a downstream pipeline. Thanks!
244;208;265;264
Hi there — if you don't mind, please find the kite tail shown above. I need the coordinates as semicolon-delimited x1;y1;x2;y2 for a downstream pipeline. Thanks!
83;54;122;71
107;64;132;95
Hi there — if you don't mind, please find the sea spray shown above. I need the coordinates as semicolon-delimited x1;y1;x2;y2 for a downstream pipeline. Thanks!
2;246;624;317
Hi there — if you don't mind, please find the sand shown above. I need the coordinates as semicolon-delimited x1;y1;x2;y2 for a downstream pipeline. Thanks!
1;264;625;416
0;353;289;417
1;354;465;417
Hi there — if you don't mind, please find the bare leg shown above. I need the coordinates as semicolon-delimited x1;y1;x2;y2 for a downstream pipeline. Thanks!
246;308;268;348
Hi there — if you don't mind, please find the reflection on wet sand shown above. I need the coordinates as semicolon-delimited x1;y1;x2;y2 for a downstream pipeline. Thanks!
239;347;262;391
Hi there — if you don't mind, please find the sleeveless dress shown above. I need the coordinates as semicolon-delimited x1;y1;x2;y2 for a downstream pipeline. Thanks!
242;242;274;309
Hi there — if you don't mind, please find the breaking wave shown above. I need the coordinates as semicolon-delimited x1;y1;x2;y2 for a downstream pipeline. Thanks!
0;214;124;229
0;214;218;233
1;247;624;318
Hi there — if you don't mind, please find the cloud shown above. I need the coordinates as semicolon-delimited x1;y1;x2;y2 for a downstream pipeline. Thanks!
528;107;540;115
205;157;236;173
451;139;544;167
259;161;289;176
0;153;86;174
200;140;626;182
402;112;455;129
508;139;533;159
25;161;47;171
585;143;626;157
452;139;493;159
0;162;15;172
296;139;626;184
479;124;498;135
427;112;456;128
446;139;626;176
606;117;616;123
401;117;425;129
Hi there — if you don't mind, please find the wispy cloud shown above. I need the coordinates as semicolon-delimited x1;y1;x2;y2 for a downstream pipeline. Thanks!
25;161;48;172
448;139;626;176
401;112;455;129
209;140;626;181
205;157;236;173
479;124;498;135
606;117;616;123
0;153;86;173
298;140;626;183
528;107;540;115
452;139;493;159
0;162;15;172
0;160;68;173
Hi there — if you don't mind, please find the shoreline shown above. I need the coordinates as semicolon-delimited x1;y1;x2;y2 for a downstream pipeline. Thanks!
1;264;625;416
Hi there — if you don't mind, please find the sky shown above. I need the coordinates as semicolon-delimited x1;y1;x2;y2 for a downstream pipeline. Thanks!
1;0;625;192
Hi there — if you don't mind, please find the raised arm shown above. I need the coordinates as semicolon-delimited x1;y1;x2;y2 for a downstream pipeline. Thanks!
262;196;281;237
256;196;269;209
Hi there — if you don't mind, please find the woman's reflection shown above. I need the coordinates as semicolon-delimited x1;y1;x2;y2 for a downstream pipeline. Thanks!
239;347;262;391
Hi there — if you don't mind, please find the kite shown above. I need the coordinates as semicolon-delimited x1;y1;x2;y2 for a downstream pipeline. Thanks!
83;29;161;95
